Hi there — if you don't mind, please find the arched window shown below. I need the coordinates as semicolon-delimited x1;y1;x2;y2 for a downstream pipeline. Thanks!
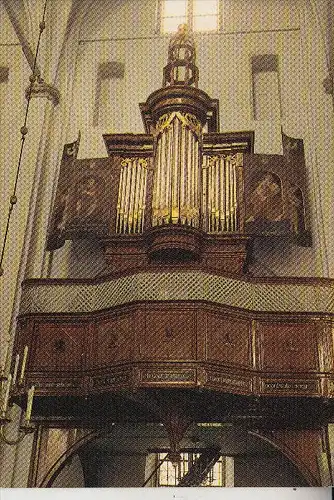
146;451;233;486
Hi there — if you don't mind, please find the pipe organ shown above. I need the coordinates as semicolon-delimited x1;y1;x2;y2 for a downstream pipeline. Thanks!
47;24;310;270
46;22;310;274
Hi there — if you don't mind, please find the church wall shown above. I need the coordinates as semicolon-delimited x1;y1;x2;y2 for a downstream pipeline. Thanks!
0;5;40;486
75;0;304;150
0;5;32;370
0;0;93;486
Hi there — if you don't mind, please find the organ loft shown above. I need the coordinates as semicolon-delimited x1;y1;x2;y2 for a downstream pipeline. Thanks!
1;23;334;487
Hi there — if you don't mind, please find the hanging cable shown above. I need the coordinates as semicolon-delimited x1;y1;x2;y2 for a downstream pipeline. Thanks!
0;0;49;277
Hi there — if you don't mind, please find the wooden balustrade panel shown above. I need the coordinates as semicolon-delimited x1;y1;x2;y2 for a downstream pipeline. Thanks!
259;322;319;372
31;322;86;372
204;311;251;369
14;303;332;401
139;307;197;361
89;312;136;368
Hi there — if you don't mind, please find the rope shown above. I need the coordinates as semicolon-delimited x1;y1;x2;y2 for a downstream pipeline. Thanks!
0;0;49;276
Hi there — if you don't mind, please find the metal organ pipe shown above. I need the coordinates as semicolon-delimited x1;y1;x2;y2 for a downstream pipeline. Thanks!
116;166;124;233
225;157;230;231
123;160;130;231
180;124;185;223
215;157;219;231
219;156;224;231
128;161;135;233
201;156;207;230
192;136;196;225
229;158;234;231
172;118;178;222
177;118;182;223
202;154;242;233
152;112;202;228
189;131;194;221
233;161;237;231
153;139;161;226
133;159;140;232
116;158;149;234
186;128;191;223
168;122;173;222
160;132;166;223
210;157;214;232
141;165;147;232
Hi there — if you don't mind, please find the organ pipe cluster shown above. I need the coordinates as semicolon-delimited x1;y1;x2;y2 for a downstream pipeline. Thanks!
116;157;149;234
152;112;201;227
202;154;243;233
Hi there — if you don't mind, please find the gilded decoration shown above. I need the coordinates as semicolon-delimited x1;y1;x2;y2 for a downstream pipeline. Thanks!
155;111;202;138
121;157;149;169
204;153;243;168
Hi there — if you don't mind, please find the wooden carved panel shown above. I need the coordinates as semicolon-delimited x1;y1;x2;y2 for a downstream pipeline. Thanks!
139;367;196;386
140;308;196;361
260;378;320;396
31;323;85;372
243;133;310;245
47;155;119;250
89;313;135;368
259;322;319;372
204;370;252;394
92;368;132;390
205;312;251;368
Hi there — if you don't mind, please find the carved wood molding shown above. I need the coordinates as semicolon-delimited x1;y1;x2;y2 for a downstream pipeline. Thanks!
12;302;334;408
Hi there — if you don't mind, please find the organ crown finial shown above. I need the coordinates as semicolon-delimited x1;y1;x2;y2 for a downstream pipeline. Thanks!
163;24;199;87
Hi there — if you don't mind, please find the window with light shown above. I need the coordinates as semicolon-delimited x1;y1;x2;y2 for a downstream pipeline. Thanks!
161;0;219;33
155;452;232;486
